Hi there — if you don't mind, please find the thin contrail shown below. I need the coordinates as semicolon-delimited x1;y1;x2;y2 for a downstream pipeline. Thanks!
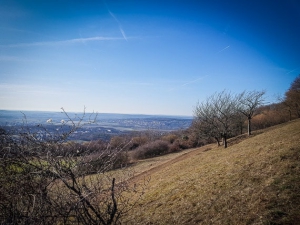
108;9;128;41
285;67;299;75
168;75;208;91
216;45;230;54
119;28;128;41
0;36;124;47
182;77;205;86
108;10;118;22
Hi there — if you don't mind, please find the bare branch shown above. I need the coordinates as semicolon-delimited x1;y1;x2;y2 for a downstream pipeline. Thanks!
0;109;146;224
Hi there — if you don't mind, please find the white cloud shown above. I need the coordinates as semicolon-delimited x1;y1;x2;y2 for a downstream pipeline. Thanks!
0;55;36;62
0;36;125;48
0;83;66;95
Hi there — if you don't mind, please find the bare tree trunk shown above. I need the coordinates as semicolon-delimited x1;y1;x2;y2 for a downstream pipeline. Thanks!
108;178;117;225
248;117;252;136
238;121;243;135
215;137;221;146
223;135;227;148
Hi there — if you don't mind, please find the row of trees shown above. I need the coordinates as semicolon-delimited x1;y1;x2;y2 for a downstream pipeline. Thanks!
193;74;300;148
193;90;265;148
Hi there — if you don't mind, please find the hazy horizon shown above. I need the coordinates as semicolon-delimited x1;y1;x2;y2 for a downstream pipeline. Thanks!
0;108;193;118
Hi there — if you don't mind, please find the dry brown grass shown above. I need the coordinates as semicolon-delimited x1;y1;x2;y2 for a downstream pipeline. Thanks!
121;119;300;224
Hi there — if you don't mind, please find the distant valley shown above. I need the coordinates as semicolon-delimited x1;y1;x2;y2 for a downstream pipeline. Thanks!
0;110;193;141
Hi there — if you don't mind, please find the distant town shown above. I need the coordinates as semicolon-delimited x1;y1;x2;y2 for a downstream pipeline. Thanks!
0;110;193;141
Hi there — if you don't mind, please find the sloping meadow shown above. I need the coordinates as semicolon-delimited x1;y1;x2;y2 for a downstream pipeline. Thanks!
122;119;300;224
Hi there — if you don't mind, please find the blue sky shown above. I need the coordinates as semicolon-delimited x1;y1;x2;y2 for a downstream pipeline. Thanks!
0;0;299;116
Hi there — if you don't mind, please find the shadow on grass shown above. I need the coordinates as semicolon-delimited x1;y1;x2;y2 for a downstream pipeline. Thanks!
264;146;300;224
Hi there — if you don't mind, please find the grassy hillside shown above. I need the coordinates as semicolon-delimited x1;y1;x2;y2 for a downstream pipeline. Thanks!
122;119;300;224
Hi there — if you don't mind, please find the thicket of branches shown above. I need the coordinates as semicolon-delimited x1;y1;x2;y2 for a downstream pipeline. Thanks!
251;75;300;129
193;90;265;148
193;75;300;148
104;129;200;161
283;74;300;119
0;109;147;225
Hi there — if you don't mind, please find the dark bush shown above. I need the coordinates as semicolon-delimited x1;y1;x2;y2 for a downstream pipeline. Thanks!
161;134;178;144
168;141;181;153
129;136;149;150
133;140;170;159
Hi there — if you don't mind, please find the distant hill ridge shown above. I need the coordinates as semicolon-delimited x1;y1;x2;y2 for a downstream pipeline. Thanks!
0;110;192;131
0;110;192;124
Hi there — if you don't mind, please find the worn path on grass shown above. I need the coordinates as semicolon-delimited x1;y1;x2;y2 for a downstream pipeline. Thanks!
128;143;215;184
127;131;259;184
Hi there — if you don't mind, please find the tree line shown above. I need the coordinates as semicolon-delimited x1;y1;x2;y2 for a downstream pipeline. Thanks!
193;74;300;148
193;90;265;148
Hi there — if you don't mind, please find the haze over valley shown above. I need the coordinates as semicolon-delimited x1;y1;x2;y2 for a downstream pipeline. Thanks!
0;110;192;141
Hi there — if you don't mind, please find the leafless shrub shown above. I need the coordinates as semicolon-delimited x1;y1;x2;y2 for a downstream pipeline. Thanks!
161;134;178;144
252;104;290;129
0;109;146;225
168;141;181;153
128;136;149;150
133;140;170;159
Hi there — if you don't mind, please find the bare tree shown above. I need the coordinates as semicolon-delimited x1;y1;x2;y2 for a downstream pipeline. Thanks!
0;109;146;225
289;74;300;91
213;91;239;148
194;91;238;148
284;75;300;119
193;98;222;146
233;110;246;135
237;90;265;135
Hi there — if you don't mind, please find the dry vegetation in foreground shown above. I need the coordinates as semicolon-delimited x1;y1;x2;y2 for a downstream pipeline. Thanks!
121;119;300;224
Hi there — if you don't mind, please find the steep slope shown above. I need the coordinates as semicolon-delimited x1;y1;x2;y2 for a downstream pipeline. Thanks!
123;119;300;224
